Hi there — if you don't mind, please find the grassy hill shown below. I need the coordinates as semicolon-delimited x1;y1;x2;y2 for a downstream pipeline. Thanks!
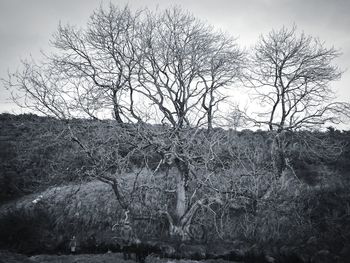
1;113;350;262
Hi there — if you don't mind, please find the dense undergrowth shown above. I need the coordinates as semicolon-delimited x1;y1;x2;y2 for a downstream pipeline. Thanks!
1;113;350;262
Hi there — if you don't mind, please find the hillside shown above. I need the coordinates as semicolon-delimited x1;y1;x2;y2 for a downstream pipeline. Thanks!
1;113;350;262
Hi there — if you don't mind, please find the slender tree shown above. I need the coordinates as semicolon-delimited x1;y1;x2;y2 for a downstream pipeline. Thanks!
246;26;349;175
50;4;142;121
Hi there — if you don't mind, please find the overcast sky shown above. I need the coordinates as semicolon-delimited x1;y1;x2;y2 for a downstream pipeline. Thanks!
1;0;349;119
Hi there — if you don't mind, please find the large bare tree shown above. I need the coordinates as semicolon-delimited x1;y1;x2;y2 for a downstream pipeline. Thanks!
5;4;243;241
246;26;349;175
134;7;243;239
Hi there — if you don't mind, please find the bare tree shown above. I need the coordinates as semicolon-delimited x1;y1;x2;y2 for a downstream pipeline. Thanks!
5;4;243;241
225;103;249;131
50;4;142;121
198;33;243;131
137;7;243;130
246;26;350;175
134;7;243;240
248;26;347;131
6;60;70;119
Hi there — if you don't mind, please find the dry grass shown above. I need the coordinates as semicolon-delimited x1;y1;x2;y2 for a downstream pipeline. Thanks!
0;181;122;251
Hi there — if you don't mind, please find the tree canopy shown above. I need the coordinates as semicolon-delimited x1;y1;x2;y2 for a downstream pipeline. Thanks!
246;26;349;132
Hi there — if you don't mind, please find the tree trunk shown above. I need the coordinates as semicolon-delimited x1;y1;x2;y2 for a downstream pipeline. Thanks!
168;222;191;241
207;108;213;132
271;132;286;177
165;165;197;241
113;103;124;124
175;171;187;219
112;90;123;124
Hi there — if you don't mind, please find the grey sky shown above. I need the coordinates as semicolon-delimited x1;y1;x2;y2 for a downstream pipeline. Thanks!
0;0;349;116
